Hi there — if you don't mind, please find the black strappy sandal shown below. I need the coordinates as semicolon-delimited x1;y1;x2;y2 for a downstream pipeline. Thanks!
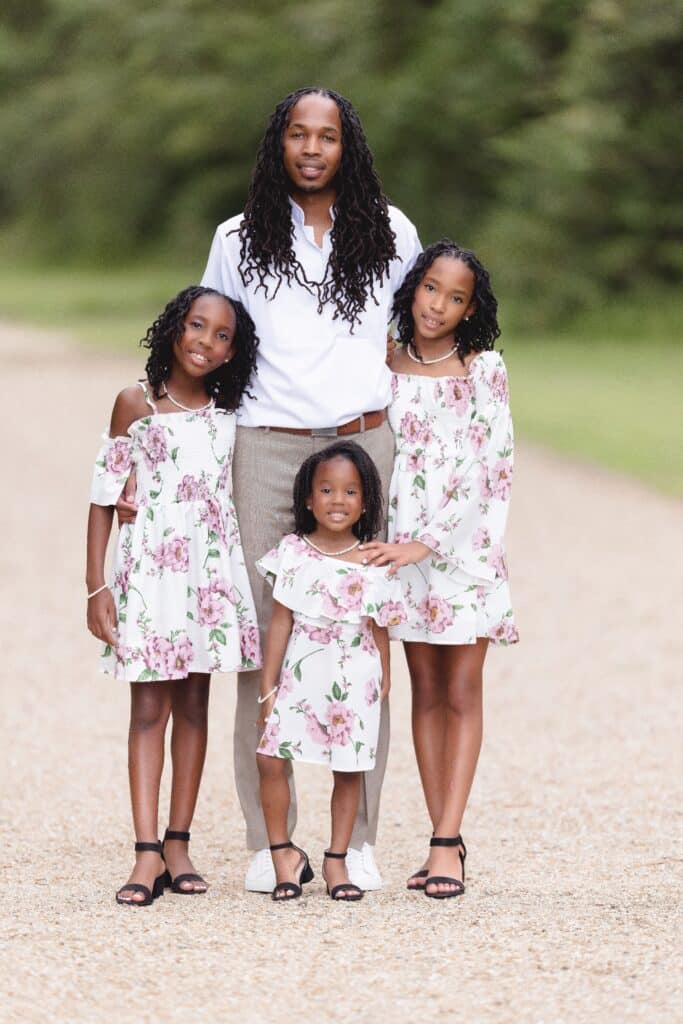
406;868;429;891
323;850;364;902
116;841;166;907
269;841;314;901
161;829;208;895
424;835;467;900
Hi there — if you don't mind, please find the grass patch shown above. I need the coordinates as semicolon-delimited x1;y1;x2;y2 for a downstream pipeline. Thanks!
1;263;680;496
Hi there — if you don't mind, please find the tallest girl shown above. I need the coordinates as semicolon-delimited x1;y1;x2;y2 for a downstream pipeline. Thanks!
200;88;421;891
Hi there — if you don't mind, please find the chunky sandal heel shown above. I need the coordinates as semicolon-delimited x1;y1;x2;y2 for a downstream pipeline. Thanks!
161;828;208;895
269;841;314;901
116;840;166;907
323;850;364;902
424;835;467;900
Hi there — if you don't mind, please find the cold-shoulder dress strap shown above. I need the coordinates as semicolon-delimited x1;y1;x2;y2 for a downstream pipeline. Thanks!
137;379;158;414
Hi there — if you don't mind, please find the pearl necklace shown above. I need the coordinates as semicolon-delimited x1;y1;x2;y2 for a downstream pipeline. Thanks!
407;341;459;365
304;535;361;557
162;386;214;413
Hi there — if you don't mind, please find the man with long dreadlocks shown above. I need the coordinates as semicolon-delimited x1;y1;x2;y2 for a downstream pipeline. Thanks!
201;87;421;894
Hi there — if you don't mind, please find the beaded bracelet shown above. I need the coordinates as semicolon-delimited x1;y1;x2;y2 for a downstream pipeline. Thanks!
257;685;279;705
87;583;109;600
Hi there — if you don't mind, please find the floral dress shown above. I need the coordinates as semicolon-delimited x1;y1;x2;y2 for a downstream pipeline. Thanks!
387;351;519;646
256;534;406;772
89;382;261;681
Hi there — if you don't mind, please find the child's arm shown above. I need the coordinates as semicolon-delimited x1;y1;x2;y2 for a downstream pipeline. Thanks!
372;621;391;701
85;387;146;646
257;599;294;728
360;539;431;574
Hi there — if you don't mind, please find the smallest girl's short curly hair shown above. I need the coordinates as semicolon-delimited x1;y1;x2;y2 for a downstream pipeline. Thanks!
141;284;259;411
292;441;384;543
392;239;501;359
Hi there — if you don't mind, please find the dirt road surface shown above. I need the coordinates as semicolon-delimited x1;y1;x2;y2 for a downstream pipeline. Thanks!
1;324;681;1023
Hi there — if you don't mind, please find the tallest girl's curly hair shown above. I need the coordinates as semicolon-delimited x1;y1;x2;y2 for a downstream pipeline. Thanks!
236;87;397;327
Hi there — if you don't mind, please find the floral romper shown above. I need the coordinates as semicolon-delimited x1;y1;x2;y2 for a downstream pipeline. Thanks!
256;534;406;772
387;351;519;646
89;381;261;681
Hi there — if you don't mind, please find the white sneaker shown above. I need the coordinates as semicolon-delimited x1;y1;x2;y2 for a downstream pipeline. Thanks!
245;848;276;892
346;843;383;891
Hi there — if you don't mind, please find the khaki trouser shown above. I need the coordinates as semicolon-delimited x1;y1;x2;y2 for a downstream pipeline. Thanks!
232;420;395;850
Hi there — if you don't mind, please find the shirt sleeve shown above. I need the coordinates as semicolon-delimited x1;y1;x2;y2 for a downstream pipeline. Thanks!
389;207;422;297
416;358;514;585
200;222;245;302
90;432;133;507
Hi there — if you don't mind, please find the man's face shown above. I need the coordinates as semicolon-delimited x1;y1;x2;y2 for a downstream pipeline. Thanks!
282;93;343;195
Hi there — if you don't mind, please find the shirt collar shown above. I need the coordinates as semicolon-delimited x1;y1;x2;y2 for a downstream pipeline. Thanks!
288;196;336;225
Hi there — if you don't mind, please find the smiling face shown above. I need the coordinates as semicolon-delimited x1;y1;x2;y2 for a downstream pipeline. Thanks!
282;92;343;196
307;456;364;539
411;256;477;349
173;293;236;378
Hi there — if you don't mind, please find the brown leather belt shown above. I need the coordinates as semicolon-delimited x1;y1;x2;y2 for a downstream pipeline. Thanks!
264;409;386;438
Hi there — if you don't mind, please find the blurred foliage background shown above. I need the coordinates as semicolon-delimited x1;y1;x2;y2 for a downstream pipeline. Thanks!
0;0;681;491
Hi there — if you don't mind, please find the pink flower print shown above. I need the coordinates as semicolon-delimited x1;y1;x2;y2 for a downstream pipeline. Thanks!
488;366;509;404
114;552;135;595
360;625;376;654
105;438;132;477
197;585;224;627
337;572;366;611
303;622;343;644
418;594;454;634
141;424;168;469
376;600;407;627
211;577;237;604
304;709;329;746
167;636;194;677
419;532;439;552
364;678;380;707
437;471;466;511
258;718;280;756
199;497;227;543
407;452;425;473
443;377;473;416
400;411;425;445
240;623;261;666
142;635;175;674
290;534;321;558
472;527;491;551
278;668;295;698
217;459;232;494
165;535;190;572
487;544;509;580
326;701;354;746
391;375;399;399
468;422;488;454
176;474;202;502
490;459;513;500
393;530;412;544
489;620;519;645
320;585;342;619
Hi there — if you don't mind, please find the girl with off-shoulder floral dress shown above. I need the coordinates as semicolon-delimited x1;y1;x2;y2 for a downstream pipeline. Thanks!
86;286;261;907
361;240;519;901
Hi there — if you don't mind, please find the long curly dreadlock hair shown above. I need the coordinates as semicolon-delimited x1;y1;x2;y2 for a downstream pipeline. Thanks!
392;240;501;360
237;87;397;327
141;285;259;411
292;441;384;543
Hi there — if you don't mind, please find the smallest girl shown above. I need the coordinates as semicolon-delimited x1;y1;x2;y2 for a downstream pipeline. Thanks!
86;285;261;906
255;442;406;902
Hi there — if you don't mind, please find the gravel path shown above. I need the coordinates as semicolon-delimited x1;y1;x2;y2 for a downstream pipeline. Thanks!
1;323;681;1023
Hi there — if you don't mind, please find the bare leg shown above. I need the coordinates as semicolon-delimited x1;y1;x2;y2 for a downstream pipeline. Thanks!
324;771;362;899
163;673;211;891
405;641;448;827
257;753;303;897
119;682;171;902
426;639;487;896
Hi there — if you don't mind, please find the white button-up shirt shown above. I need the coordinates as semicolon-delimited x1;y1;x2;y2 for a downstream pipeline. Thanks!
201;200;421;428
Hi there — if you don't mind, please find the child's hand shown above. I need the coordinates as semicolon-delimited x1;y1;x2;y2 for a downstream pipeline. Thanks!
87;588;118;646
116;471;138;526
359;540;432;575
386;331;396;366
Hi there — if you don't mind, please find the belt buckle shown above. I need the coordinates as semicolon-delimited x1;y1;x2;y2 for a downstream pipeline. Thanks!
311;426;339;438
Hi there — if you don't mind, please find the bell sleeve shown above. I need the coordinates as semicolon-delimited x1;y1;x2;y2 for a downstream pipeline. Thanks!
90;432;134;507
